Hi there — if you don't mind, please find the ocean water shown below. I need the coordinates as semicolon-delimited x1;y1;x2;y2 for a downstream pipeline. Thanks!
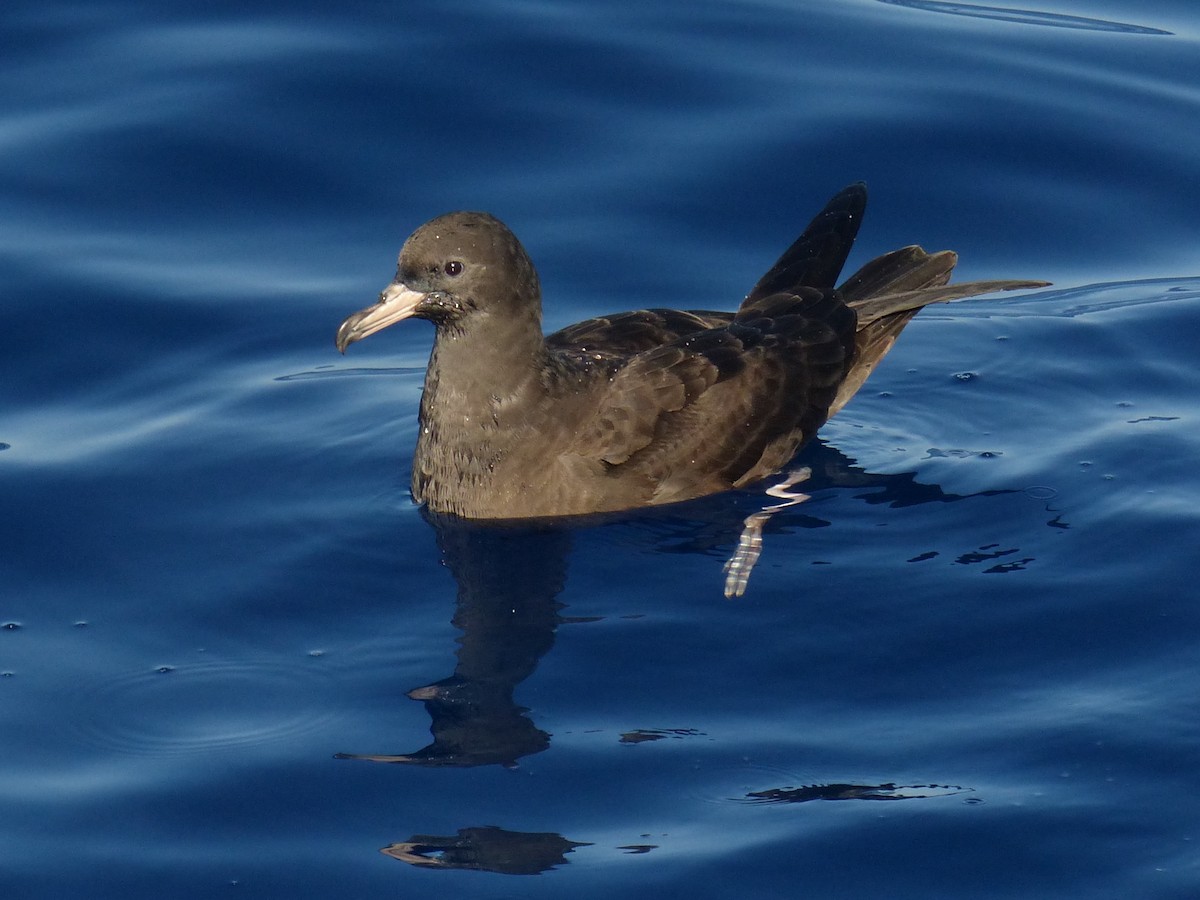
3;1;1200;897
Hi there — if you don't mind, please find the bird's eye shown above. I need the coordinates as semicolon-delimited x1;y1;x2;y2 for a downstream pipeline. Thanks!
443;260;464;277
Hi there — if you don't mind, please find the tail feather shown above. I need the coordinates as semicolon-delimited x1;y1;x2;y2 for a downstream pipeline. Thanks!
839;246;957;300
849;278;1050;325
829;246;1048;416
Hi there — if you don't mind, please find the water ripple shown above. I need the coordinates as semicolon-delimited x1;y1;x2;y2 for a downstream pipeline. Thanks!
67;655;339;757
877;0;1173;35
274;365;422;382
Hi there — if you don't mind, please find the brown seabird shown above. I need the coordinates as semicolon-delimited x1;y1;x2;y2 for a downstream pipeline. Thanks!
336;183;1044;520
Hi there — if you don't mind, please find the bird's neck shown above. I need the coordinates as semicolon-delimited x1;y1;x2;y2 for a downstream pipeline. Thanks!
411;312;551;515
425;308;547;406
417;311;544;444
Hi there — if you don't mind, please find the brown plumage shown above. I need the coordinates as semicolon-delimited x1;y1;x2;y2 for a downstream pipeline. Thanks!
336;184;1045;518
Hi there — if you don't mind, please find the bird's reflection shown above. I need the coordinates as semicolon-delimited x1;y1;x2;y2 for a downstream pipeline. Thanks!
337;442;1019;770
381;826;590;875
336;519;571;767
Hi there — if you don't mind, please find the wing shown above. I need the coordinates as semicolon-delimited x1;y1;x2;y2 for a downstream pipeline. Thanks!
742;182;867;304
566;288;856;501
545;308;733;359
545;181;866;360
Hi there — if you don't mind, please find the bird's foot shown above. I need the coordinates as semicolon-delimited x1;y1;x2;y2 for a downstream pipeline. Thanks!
722;467;812;598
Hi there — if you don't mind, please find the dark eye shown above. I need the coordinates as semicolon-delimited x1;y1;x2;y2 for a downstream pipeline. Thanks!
443;260;464;277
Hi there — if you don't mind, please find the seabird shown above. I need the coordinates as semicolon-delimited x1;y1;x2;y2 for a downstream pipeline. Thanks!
337;183;1044;520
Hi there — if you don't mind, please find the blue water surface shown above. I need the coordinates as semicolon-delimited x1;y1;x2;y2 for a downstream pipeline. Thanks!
3;1;1200;897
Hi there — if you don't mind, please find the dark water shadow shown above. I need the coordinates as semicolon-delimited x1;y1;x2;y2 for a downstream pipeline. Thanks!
742;782;974;803
625;438;1019;560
